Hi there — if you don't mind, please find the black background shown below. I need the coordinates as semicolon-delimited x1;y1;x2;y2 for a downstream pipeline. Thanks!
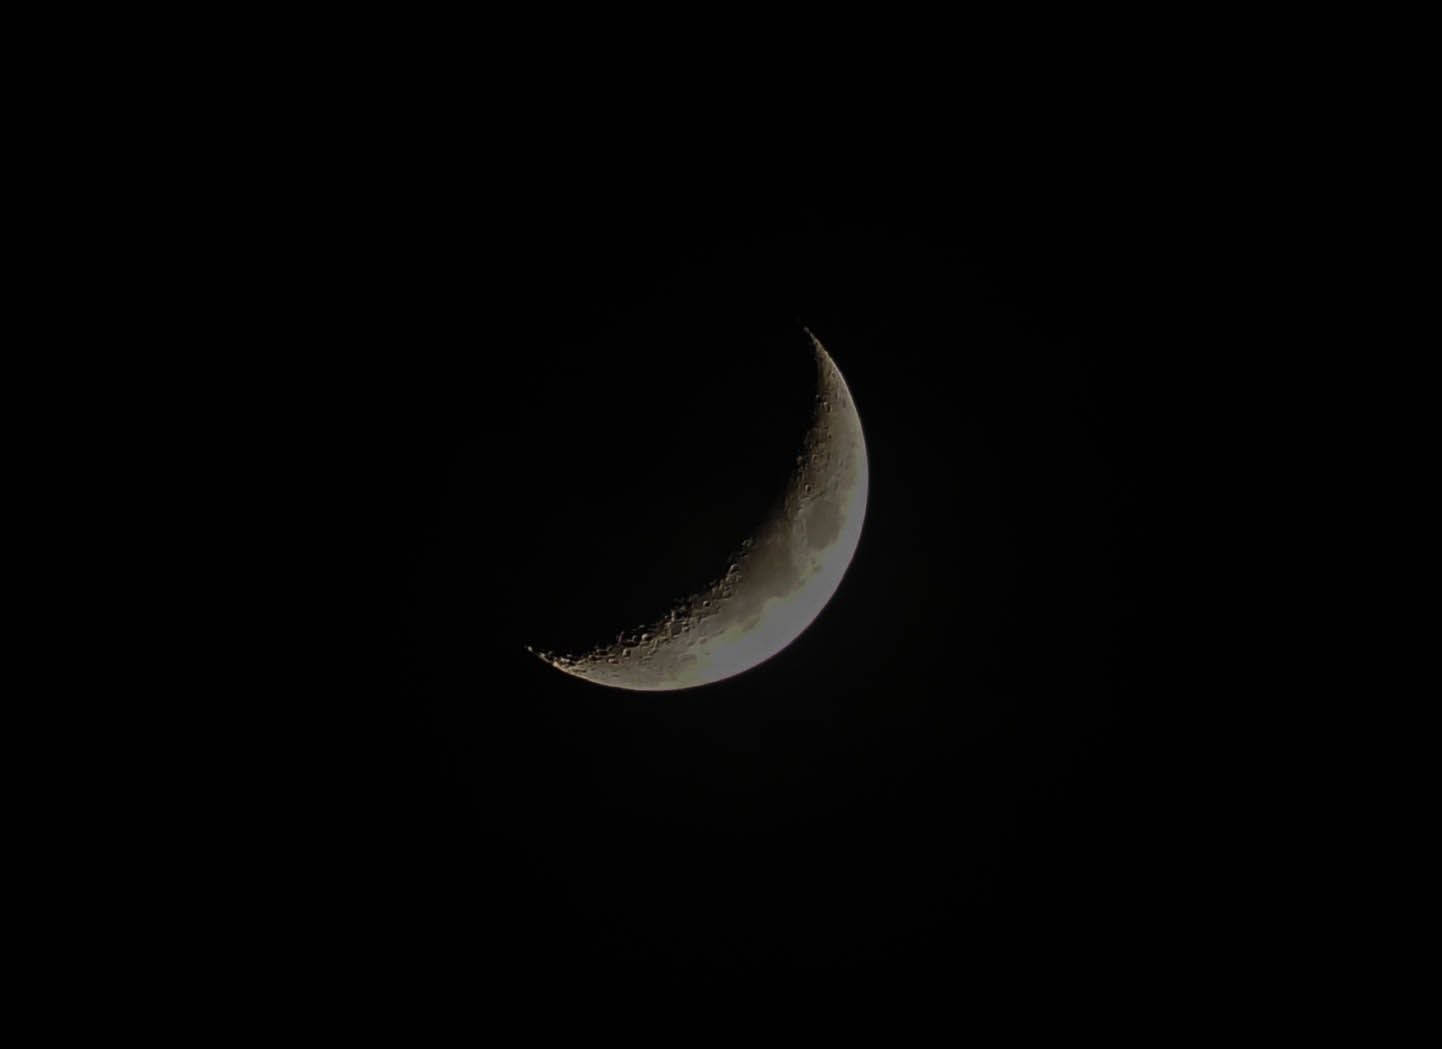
294;155;1223;993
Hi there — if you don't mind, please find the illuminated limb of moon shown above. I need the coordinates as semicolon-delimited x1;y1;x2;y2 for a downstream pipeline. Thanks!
529;330;868;691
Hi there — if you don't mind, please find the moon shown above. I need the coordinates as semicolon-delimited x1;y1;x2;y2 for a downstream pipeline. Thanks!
530;330;868;691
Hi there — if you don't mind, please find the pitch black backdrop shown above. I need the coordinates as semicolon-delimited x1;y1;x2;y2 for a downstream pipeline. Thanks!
295;164;1217;991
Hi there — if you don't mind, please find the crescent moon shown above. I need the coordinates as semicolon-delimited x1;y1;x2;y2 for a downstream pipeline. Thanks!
530;330;868;691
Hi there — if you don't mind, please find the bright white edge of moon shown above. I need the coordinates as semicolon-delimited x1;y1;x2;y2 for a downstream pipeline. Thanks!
529;330;869;691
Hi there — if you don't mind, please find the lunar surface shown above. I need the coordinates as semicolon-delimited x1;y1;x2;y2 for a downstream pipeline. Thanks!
529;330;868;691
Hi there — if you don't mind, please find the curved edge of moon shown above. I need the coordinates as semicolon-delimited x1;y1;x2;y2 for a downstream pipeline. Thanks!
529;329;869;692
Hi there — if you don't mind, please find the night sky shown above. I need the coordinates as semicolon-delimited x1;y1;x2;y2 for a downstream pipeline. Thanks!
301;166;1212;992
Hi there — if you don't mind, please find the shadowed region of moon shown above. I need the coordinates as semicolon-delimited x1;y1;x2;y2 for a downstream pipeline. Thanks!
529;330;869;691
